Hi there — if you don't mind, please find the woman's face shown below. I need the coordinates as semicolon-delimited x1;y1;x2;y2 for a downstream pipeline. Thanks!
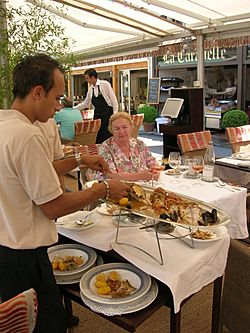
111;117;132;144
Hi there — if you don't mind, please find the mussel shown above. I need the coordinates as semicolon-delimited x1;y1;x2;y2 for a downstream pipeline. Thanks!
199;209;218;226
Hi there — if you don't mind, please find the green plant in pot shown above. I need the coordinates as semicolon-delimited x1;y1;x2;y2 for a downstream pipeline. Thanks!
137;105;159;132
221;109;249;129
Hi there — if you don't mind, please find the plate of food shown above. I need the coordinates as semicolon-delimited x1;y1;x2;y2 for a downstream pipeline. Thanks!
96;203;122;216
48;243;97;277
80;263;151;305
80;279;158;316
55;255;104;285
231;152;250;161
56;210;101;231
166;169;180;176
176;226;227;242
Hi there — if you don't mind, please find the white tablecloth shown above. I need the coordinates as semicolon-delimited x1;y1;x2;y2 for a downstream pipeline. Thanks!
158;172;248;239
57;215;230;313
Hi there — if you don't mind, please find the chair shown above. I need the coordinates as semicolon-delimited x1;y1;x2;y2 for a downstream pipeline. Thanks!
74;119;101;145
221;240;250;333
225;125;250;153
177;130;212;157
130;114;144;138
0;288;38;333
80;109;94;120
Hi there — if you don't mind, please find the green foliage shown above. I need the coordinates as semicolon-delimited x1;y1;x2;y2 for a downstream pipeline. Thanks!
137;105;159;123
0;3;76;108
221;109;249;129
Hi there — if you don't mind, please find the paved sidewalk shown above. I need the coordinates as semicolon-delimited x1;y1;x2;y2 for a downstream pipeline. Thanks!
138;130;232;159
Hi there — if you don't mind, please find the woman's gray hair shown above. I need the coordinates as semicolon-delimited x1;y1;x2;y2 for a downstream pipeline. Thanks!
108;112;132;133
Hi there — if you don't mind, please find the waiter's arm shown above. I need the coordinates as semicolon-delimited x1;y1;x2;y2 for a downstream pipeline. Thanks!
74;90;91;110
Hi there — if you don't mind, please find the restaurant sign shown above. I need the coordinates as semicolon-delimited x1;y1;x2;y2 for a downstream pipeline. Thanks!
159;47;228;66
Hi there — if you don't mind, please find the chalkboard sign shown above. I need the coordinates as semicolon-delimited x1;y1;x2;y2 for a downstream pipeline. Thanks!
147;78;160;104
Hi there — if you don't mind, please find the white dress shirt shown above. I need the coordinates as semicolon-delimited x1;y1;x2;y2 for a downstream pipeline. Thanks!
75;79;118;112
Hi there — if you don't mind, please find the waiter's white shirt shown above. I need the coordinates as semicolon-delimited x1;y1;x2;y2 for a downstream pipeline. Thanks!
75;79;118;113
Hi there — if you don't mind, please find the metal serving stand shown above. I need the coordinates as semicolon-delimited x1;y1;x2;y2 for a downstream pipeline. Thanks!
102;203;195;266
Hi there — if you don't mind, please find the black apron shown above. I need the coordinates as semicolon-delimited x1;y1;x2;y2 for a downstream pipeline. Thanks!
92;85;113;143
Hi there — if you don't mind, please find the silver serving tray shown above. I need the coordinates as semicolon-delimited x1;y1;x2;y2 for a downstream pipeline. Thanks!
101;186;230;229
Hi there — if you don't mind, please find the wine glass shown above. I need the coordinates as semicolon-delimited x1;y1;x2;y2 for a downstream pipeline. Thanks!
168;152;181;183
192;155;204;186
178;155;190;190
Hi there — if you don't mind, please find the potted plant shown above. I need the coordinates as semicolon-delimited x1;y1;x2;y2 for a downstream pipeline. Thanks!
137;105;159;132
221;109;249;129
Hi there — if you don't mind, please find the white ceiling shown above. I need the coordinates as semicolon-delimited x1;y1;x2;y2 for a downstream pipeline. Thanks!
7;0;250;61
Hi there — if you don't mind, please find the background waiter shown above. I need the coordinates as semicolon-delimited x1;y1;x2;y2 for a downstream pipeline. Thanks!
75;68;118;143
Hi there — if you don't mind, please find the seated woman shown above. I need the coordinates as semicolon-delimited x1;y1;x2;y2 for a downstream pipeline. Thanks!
88;112;162;181
54;96;83;143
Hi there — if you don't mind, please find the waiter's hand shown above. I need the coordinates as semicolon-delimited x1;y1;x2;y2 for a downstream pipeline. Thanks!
81;155;110;174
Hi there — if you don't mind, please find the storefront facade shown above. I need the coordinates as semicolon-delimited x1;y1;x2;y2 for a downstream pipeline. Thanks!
69;43;250;123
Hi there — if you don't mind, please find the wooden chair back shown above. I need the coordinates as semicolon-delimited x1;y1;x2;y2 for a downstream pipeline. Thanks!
0;288;38;333
130;114;144;138
225;125;250;153
74;119;101;145
177;130;212;157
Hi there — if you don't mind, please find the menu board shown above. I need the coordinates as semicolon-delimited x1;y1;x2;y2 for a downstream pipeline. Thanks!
147;78;160;104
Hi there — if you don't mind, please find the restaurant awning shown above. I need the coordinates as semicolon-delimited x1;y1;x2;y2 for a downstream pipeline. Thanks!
8;0;250;65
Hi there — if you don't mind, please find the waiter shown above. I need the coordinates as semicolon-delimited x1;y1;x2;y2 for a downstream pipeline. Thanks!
75;68;118;143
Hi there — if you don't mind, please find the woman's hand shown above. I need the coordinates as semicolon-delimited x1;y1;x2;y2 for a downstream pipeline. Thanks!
139;169;160;181
150;165;165;173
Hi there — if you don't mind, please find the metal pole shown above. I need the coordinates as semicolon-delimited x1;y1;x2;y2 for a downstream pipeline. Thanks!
196;33;205;88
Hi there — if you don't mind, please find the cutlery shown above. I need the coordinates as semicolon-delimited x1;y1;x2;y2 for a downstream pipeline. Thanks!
75;206;101;226
75;219;94;227
216;183;235;192
217;179;241;191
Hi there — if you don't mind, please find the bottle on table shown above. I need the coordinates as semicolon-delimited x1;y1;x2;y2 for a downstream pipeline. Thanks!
202;141;215;181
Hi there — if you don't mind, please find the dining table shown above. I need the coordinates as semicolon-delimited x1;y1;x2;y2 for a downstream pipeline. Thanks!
55;172;243;332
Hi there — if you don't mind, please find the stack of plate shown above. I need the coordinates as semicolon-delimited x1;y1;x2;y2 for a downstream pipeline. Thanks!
80;262;158;316
48;244;99;285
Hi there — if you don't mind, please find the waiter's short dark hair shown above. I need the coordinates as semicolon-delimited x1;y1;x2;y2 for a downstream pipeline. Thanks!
84;68;98;78
12;53;65;99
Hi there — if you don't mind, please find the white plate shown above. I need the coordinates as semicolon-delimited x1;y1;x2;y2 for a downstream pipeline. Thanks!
80;263;151;305
231;152;250;161
80;278;158;316
112;214;146;227
176;226;227;242
56;211;101;231
48;243;97;277
145;225;185;239
55;255;104;285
